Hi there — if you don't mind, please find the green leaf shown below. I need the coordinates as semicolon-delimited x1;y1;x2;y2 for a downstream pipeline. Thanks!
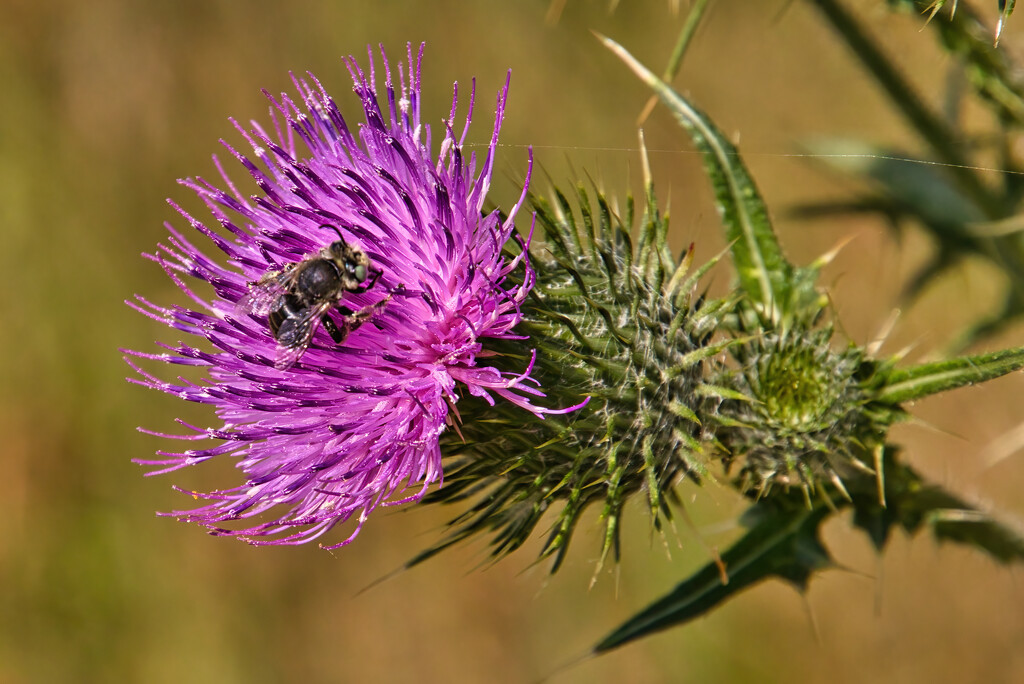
595;455;1024;655
930;508;1024;562
599;34;815;326
877;346;1024;404
802;138;985;233
850;457;1024;563
595;453;1024;654
593;503;833;654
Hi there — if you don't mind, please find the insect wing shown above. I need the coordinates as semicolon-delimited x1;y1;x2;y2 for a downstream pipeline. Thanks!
237;267;293;316
272;301;332;369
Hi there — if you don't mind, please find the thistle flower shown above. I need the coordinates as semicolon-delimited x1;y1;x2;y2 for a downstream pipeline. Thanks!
125;44;566;548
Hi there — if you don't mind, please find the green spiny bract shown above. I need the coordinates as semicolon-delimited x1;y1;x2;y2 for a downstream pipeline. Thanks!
423;181;735;572
713;323;896;501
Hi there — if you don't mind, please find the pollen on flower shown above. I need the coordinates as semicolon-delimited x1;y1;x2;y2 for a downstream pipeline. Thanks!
127;43;573;549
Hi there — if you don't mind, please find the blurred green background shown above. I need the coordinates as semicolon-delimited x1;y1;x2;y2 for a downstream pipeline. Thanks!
2;1;1023;682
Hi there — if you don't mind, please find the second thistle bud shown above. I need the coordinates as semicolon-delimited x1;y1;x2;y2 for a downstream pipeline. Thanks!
428;181;735;571
713;322;891;502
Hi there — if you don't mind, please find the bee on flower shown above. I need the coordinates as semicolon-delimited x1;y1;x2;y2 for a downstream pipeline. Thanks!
126;44;578;548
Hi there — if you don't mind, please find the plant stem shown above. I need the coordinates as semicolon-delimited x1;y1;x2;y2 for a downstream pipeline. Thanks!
637;0;712;124
664;0;712;81
809;0;1005;218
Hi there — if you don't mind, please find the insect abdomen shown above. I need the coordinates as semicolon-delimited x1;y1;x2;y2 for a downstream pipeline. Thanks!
268;294;305;340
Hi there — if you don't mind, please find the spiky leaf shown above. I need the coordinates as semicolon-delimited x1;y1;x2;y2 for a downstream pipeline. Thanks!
850;456;1024;562
594;501;832;653
598;454;1024;655
600;34;822;326
878;346;1024;404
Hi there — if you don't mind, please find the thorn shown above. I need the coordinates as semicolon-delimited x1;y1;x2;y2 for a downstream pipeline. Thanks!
982;421;1024;469
800;592;822;645
677;502;729;585
638;128;653;191
444;394;466;443
829;471;853;502
812;232;857;270
354;562;408;598
867;308;901;357
874;444;887;508
637;94;659;127
874;555;885;618
544;0;569;26
818;487;839;513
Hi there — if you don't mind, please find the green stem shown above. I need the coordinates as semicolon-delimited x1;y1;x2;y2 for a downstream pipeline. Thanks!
662;0;712;81
808;0;1005;218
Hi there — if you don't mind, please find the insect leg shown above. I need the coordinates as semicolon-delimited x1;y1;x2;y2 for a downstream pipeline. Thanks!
333;294;392;342
322;316;347;344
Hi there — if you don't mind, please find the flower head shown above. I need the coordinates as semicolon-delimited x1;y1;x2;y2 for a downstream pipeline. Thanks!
126;44;560;548
713;326;885;499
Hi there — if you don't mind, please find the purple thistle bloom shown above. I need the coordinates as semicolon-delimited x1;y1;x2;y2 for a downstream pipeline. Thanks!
126;44;567;549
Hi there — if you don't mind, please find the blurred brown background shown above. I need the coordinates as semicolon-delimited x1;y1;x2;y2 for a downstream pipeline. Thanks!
2;1;1023;682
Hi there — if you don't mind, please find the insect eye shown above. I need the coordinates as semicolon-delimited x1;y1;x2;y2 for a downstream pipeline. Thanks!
354;264;367;282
